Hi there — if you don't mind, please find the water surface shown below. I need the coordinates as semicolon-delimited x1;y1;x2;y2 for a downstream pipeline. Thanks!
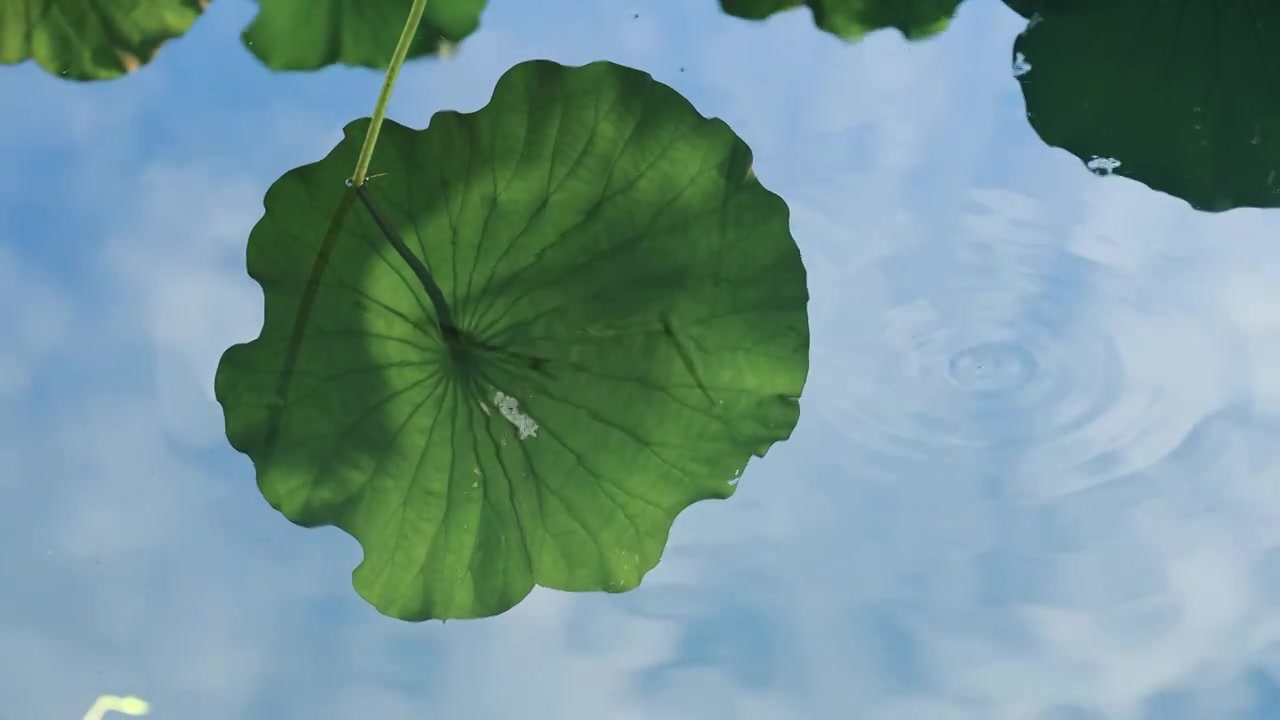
4;2;1280;718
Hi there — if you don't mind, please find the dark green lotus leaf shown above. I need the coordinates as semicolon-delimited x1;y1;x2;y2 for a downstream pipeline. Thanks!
214;60;810;621
1012;0;1280;211
0;0;206;80
720;0;963;41
1000;0;1033;19
242;0;485;71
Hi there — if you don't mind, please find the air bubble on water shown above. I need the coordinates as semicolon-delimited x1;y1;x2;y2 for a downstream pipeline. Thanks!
344;177;354;187
947;342;1036;393
1086;156;1122;175
1012;52;1032;77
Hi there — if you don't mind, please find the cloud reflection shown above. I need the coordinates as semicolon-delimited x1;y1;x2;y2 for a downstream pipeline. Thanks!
4;0;1280;719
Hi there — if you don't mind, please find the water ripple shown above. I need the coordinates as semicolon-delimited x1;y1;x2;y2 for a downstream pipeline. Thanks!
806;193;1242;498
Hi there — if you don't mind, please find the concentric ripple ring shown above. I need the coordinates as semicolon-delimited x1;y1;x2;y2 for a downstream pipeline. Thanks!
808;235;1239;499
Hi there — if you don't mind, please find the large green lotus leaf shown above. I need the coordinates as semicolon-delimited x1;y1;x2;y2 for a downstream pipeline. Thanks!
0;0;206;80
242;0;484;71
1011;1;1280;211
214;59;810;621
720;0;963;41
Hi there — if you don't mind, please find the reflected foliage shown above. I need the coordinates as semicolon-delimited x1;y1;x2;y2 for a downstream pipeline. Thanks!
0;0;206;80
242;0;486;71
720;0;964;41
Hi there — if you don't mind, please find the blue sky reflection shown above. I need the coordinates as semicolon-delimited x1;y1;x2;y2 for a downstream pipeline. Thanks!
4;1;1280;718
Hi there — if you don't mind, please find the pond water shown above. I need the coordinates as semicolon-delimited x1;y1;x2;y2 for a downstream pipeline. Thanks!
4;1;1280;719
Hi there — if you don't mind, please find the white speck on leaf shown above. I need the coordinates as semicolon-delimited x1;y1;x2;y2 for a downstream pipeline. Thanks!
1012;52;1032;77
493;391;538;439
1086;156;1122;175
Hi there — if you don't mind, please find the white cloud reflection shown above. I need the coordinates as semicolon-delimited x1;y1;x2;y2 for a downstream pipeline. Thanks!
3;0;1280;719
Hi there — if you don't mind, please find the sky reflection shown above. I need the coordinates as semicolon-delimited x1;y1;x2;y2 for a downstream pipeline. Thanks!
3;1;1280;718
